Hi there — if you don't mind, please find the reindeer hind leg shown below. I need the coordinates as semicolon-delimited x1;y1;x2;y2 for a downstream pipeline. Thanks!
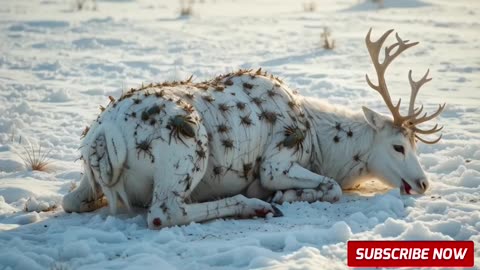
147;124;278;229
62;173;107;213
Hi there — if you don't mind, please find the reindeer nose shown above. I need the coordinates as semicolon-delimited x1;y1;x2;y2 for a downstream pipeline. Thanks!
416;178;429;193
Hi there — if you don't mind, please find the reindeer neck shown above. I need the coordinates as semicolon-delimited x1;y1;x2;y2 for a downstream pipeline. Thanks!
303;97;376;188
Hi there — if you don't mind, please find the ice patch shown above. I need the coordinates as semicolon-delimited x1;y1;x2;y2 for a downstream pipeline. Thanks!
430;156;465;173
43;89;72;102
15;101;32;114
61;240;92;260
11;211;41;224
458;169;480;188
0;252;44;270
73;38;132;49
0;195;17;214
344;0;430;11
0;158;23;172
0;187;35;204
25;20;69;28
374;218;407;238
24;196;57;212
397;222;452;240
430;220;462;239
63;227;128;244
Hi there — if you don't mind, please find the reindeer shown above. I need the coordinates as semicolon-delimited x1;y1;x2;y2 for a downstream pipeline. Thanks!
63;29;445;229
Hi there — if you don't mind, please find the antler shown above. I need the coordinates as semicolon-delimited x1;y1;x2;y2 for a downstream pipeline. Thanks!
365;28;445;144
365;28;419;126
406;69;446;143
407;69;446;126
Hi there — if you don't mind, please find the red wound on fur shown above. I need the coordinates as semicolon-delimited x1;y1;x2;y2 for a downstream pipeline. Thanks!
152;218;162;227
254;209;271;217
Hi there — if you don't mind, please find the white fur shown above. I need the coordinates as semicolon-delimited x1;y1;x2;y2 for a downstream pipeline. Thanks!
63;70;429;229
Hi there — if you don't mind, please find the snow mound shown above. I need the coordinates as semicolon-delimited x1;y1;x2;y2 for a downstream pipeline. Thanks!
0;158;23;172
24;196;57;212
43;89;72;102
458;169;480;188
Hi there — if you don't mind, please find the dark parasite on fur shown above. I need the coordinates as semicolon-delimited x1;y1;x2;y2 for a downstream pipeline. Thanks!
167;115;196;145
280;125;305;153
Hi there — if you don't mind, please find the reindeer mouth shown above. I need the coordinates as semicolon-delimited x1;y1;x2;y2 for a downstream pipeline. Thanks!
402;178;412;195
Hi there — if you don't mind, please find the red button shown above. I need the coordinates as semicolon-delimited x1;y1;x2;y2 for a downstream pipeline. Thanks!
347;240;474;267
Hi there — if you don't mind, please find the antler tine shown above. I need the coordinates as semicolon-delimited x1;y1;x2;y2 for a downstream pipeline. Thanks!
408;69;432;115
385;43;399;58
383;33;418;67
414;105;424;114
365;28;394;93
366;28;395;58
404;105;427;125
365;29;419;126
411;124;443;134
416;134;442;144
411;103;446;125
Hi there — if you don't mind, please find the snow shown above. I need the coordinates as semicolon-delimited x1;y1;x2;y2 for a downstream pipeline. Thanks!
0;0;479;269
459;169;480;188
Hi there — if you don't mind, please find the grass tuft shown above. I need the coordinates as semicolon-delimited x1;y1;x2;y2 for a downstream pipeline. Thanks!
17;143;52;171
303;2;316;12
69;181;78;192
180;0;194;17
321;27;335;50
74;0;97;11
371;0;384;8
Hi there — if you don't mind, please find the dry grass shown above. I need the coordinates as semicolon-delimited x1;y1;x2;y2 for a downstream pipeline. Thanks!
303;2;316;12
74;0;97;11
76;0;86;10
69;181;78;192
17;143;52;171
0;129;23;144
371;0;385;8
180;0;194;16
180;6;193;16
321;27;335;50
51;262;72;270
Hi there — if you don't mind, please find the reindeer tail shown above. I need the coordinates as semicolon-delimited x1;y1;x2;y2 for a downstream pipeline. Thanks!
83;122;129;214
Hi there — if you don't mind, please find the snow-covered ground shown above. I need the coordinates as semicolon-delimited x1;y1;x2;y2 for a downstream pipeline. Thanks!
0;0;479;269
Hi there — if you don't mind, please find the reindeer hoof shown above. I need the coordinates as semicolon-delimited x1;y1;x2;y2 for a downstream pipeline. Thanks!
271;205;284;217
252;205;283;218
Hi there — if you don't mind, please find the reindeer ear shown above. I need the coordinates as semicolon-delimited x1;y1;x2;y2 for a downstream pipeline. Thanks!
362;106;388;131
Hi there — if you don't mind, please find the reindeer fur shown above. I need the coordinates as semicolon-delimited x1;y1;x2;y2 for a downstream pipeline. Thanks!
63;69;430;229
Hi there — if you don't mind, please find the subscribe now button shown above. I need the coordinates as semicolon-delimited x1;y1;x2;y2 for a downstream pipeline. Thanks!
347;240;474;267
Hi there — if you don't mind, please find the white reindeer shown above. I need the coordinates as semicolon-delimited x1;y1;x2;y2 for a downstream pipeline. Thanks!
63;29;445;229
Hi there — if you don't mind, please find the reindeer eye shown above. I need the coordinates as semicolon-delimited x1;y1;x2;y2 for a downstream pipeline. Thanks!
393;145;405;154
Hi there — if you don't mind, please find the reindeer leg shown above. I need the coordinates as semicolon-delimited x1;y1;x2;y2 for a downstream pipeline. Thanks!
62;174;106;213
151;194;280;229
270;188;336;204
147;128;277;229
148;169;277;229
259;157;342;203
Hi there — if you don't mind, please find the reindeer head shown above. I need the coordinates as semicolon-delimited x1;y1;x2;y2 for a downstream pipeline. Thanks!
362;29;445;195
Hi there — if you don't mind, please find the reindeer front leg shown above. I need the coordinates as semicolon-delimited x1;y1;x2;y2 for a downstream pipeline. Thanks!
259;157;342;203
270;189;335;204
